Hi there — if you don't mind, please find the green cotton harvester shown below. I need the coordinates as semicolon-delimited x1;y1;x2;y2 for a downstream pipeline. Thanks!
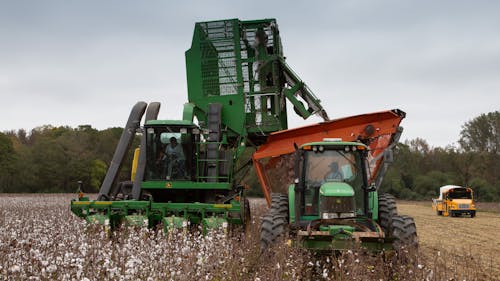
70;18;329;233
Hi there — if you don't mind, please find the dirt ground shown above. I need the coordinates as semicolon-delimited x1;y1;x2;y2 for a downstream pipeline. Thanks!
397;201;500;278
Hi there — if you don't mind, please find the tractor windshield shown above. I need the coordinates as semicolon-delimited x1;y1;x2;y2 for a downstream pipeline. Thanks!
302;148;365;216
304;150;360;184
144;125;196;181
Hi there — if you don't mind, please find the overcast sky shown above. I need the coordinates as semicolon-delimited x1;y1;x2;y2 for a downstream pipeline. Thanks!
1;0;499;147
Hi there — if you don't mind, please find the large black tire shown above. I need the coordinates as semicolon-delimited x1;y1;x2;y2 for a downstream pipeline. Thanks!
470;211;476;218
242;198;251;232
391;215;418;251
260;212;287;251
260;194;289;251
270;193;289;218
378;193;397;236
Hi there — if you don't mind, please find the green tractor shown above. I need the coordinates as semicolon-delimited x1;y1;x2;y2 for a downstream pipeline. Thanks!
260;139;418;251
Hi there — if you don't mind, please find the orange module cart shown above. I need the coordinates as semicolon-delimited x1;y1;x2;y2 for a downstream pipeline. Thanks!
253;109;406;206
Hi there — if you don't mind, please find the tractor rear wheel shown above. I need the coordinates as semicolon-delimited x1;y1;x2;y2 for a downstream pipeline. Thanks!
391;215;418;251
378;193;397;236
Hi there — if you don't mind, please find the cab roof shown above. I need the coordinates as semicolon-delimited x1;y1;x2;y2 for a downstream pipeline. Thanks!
145;120;197;127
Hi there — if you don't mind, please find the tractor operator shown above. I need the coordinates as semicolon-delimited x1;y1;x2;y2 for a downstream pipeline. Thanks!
324;162;343;182
164;137;186;179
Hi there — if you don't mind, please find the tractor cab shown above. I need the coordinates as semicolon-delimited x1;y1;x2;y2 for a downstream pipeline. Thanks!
292;140;370;225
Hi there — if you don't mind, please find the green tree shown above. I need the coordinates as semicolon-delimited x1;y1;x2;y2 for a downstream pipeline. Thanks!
90;159;107;192
459;111;499;154
0;132;17;192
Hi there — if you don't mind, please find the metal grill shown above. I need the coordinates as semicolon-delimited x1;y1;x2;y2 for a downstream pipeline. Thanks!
319;196;355;214
458;204;470;209
199;20;239;96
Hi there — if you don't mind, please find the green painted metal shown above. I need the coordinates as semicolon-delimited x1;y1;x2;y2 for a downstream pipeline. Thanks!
71;198;243;230
145;120;196;126
288;184;296;223
202;217;228;234
163;216;188;233
185;18;328;142
320;182;355;197
124;215;148;227
86;214;109;225
319;225;355;236
369;191;378;220
141;181;232;189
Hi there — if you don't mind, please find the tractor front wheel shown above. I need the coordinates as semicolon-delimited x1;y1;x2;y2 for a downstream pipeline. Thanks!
260;193;289;251
260;212;287;251
270;193;289;218
391;215;418;252
378;193;397;236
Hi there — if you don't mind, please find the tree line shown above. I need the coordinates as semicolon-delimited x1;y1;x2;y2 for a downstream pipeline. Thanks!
0;111;498;201
381;111;499;201
0;125;138;193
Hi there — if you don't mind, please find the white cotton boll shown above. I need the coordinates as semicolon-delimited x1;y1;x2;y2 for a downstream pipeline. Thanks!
9;265;21;273
47;264;57;273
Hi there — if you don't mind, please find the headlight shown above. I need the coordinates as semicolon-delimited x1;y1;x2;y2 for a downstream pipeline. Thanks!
322;212;355;219
322;213;338;219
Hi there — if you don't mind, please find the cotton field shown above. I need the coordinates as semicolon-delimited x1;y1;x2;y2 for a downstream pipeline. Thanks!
0;194;495;280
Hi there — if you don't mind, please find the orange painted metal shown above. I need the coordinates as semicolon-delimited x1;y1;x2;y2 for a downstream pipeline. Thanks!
253;109;405;206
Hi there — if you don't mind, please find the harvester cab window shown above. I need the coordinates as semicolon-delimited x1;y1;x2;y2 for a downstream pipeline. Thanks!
145;127;193;181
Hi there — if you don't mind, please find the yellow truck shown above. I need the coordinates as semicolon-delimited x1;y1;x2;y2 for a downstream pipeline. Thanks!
432;185;476;217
